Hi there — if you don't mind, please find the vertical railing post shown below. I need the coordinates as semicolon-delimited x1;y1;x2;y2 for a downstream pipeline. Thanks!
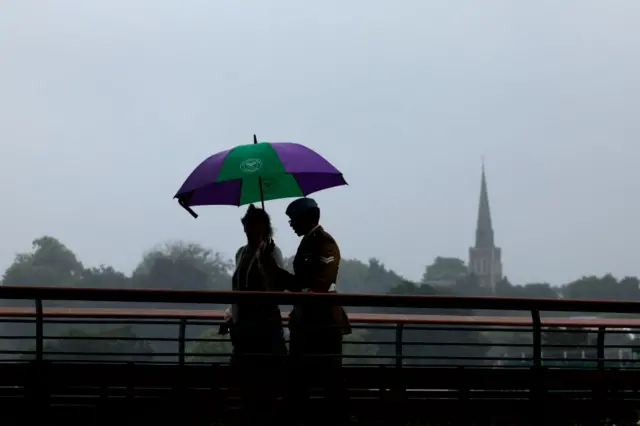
530;308;544;425
178;318;187;366
596;327;606;371
33;298;46;418
395;323;404;369
531;309;542;368
391;323;405;404
35;298;43;364
594;326;607;417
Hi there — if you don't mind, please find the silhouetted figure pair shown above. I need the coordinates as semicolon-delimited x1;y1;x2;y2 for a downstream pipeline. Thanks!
223;199;351;425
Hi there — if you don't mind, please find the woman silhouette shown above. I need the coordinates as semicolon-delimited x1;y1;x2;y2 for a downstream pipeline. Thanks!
224;204;287;367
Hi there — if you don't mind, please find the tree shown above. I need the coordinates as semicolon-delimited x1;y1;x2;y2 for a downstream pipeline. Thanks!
562;274;640;302
188;328;233;363
2;236;83;288
495;280;559;299
127;241;233;356
131;241;233;291
364;258;405;294
616;276;640;301
78;265;131;289
335;258;370;294
421;257;468;284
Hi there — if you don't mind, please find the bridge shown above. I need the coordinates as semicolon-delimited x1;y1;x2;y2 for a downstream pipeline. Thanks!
0;286;640;425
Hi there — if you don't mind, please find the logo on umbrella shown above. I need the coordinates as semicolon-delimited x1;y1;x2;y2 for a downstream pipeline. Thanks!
240;158;262;173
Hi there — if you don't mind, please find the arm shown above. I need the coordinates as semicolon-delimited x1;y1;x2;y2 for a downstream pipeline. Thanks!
260;243;299;291
234;247;244;273
273;245;285;269
225;246;245;323
263;261;297;291
263;245;288;291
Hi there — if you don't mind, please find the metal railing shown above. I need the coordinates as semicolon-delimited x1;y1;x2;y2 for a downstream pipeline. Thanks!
0;286;639;368
2;287;640;425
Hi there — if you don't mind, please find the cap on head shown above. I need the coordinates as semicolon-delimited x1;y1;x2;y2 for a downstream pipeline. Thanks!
286;197;318;218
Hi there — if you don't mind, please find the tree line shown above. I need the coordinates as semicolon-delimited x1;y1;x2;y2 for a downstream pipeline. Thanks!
4;237;635;302
1;236;638;364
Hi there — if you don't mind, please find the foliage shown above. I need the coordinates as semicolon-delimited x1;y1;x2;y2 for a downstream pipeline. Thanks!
421;257;468;284
2;236;84;287
343;329;379;364
5;235;640;303
187;328;233;363
20;325;153;362
131;240;233;291
562;274;640;301
79;265;131;289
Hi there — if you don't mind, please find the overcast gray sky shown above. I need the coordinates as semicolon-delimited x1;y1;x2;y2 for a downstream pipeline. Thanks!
1;0;639;286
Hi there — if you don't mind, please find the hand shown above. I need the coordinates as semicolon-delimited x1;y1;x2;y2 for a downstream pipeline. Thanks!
259;238;276;270
223;307;233;323
261;238;275;258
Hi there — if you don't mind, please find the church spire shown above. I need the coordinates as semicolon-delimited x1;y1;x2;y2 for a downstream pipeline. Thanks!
475;161;494;248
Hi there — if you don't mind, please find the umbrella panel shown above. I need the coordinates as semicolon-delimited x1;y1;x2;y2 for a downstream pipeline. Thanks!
186;173;304;206
216;143;286;182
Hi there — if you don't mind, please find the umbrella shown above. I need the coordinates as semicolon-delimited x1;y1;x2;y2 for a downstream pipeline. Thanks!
174;135;347;218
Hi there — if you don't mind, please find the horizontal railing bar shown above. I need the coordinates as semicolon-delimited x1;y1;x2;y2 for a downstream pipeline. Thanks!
0;305;638;328
3;286;640;314
2;334;623;346
9;349;628;358
0;336;614;350
40;336;186;342
41;319;184;325
5;351;610;361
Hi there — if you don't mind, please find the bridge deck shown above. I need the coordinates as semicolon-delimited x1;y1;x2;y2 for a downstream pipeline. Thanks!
1;362;639;425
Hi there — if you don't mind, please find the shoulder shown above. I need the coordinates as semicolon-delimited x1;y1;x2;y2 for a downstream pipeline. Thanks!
309;227;339;252
271;244;284;259
235;246;246;261
311;226;336;242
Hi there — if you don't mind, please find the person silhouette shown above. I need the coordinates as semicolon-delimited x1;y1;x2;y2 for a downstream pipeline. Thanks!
222;204;287;367
260;198;350;425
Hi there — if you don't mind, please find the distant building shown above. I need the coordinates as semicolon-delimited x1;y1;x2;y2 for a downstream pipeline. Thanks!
468;163;503;293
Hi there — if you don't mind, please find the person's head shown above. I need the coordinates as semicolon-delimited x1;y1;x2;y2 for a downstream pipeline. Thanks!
285;198;321;237
241;204;273;242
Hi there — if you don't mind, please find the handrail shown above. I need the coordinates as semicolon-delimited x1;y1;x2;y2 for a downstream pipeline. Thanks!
3;286;640;313
3;286;640;370
0;306;639;328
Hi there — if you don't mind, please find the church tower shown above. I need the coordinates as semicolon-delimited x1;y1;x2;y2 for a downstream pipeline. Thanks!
468;163;502;292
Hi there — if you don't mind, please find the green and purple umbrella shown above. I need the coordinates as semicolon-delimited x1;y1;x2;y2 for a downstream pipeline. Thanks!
174;136;347;218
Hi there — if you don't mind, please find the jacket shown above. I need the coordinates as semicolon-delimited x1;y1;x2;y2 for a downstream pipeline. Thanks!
270;225;351;335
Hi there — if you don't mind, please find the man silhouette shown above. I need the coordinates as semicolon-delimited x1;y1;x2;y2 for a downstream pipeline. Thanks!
261;197;350;424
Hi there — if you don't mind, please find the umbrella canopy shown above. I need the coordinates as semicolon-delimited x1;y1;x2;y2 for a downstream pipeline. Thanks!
175;138;346;217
